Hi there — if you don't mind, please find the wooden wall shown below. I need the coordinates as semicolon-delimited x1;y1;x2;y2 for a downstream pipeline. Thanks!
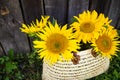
0;0;120;55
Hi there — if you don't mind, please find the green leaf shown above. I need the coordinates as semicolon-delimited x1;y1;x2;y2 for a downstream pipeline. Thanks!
113;70;119;78
70;17;78;23
15;71;23;79
0;58;4;64
52;18;56;26
2;56;9;61
8;49;14;59
5;77;9;80
5;62;17;73
104;25;108;29
117;30;120;36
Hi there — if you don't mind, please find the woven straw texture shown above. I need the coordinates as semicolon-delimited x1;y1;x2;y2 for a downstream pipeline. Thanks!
42;49;110;80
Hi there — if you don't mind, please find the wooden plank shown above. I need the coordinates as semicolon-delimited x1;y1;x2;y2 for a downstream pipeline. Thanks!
20;0;44;24
0;46;3;56
68;0;89;23
116;17;120;29
89;0;111;15
0;42;5;56
20;0;44;51
107;0;120;27
44;0;68;25
0;0;30;54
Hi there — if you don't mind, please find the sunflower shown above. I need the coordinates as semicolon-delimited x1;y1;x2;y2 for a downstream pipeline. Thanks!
102;15;112;26
20;16;50;35
91;26;120;58
33;21;80;65
71;10;106;43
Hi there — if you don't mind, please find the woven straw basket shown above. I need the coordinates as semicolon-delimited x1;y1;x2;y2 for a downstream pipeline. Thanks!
42;49;110;80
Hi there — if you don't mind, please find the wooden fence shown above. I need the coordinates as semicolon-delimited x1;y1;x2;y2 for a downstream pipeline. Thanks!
0;0;120;55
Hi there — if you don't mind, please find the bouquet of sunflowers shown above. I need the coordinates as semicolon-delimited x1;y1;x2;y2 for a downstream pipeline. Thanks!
20;10;120;80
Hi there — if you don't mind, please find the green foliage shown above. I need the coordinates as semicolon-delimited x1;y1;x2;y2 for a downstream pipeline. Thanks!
0;49;23;80
0;49;42;80
79;41;92;51
52;18;56;26
0;47;120;80
70;17;78;24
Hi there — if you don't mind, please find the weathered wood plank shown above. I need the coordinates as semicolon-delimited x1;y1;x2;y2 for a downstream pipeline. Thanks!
20;0;44;51
44;0;68;25
0;0;30;54
107;0;120;28
0;42;5;56
68;0;89;23
89;0;111;15
20;0;44;24
116;17;120;29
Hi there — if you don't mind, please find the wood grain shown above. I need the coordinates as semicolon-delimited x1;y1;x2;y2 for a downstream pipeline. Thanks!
107;0;120;27
68;0;89;23
116;17;120;29
44;0;68;25
0;0;30;54
0;42;5;56
20;0;44;24
89;0;111;15
20;0;44;51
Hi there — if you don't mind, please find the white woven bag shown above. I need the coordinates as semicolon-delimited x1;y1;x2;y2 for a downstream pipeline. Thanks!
42;49;110;80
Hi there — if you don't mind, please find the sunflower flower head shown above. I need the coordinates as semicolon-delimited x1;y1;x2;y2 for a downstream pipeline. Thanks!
91;26;120;59
33;21;80;65
71;10;107;43
20;16;50;35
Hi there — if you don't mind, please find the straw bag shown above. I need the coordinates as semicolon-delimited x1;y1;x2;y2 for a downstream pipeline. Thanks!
42;49;110;80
